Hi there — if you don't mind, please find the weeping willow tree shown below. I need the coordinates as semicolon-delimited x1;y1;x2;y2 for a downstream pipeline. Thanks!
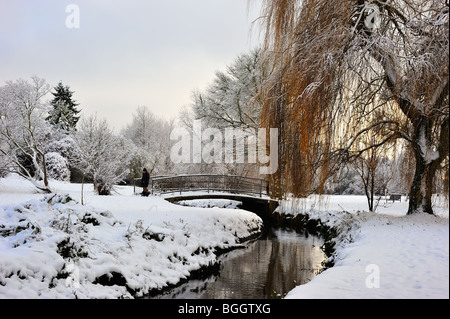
257;0;449;215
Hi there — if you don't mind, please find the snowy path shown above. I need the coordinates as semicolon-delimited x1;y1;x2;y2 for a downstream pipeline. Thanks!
280;197;449;299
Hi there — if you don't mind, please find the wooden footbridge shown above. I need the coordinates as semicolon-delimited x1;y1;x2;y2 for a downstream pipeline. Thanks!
134;174;279;222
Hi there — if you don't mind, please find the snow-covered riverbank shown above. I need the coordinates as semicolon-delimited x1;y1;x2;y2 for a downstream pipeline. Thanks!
0;175;448;299
276;196;449;299
0;175;262;298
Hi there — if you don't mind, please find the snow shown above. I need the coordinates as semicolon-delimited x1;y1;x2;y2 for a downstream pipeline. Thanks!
278;195;449;299
0;175;262;298
0;175;448;299
175;199;243;209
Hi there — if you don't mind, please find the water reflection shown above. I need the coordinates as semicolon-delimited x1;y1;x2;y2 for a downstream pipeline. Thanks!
151;229;325;299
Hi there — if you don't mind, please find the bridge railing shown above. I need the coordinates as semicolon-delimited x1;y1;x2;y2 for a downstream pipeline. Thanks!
134;174;269;197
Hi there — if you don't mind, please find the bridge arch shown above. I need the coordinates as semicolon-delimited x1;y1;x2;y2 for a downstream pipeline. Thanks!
163;193;279;224
134;174;279;223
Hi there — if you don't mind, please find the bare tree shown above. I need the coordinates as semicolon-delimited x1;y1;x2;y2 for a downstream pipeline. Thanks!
0;76;52;192
257;0;449;215
74;115;129;196
353;143;392;211
121;106;175;176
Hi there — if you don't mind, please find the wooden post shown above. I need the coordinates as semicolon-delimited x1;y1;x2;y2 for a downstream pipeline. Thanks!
180;176;183;195
260;179;263;198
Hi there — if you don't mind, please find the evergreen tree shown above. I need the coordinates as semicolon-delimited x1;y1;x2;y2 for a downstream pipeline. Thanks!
47;82;81;132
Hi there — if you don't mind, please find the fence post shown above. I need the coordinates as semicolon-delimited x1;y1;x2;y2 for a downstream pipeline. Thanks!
260;179;263;197
180;176;183;195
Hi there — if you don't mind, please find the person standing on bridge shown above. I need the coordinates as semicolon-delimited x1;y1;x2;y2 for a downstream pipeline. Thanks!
141;168;150;197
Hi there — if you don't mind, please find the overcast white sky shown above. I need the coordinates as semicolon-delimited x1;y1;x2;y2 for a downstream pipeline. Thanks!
0;0;263;131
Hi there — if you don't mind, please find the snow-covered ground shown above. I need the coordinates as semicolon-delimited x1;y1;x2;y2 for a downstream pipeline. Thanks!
0;175;262;298
278;195;449;299
0;175;448;299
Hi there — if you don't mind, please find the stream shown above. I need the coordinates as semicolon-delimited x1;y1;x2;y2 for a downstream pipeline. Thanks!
150;227;326;299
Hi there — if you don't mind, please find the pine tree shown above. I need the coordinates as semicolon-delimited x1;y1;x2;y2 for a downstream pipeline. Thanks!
47;82;81;132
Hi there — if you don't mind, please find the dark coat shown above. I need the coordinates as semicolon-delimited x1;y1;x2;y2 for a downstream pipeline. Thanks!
141;171;150;188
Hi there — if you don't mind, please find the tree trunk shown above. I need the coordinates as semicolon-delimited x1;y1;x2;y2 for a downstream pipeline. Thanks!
41;152;49;188
408;155;436;215
369;169;375;212
407;120;439;215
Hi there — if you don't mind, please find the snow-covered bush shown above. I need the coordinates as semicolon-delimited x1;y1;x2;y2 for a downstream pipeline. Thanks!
46;135;83;182
46;135;79;163
74;115;130;195
45;152;70;182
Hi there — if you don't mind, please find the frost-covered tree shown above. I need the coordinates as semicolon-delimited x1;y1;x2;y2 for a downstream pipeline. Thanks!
180;49;272;177
0;76;52;192
191;49;268;130
46;82;80;132
74;115;129;195
122;106;175;177
258;0;449;215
